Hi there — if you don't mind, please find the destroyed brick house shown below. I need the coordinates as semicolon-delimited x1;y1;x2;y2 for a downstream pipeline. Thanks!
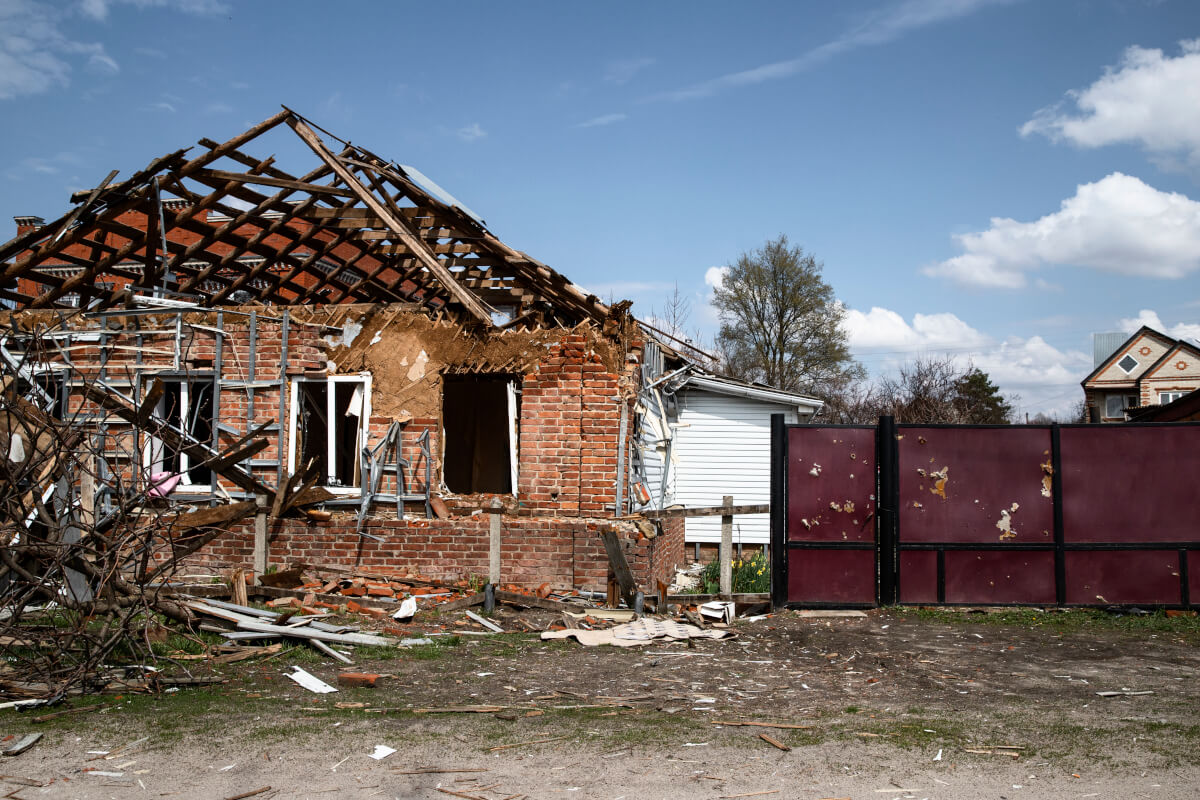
0;108;717;598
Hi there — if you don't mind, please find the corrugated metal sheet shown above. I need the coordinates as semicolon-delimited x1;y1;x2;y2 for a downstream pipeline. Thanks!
673;390;799;544
1093;331;1127;367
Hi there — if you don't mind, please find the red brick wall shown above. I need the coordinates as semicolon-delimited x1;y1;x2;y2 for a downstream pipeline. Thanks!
518;334;622;515
183;512;682;593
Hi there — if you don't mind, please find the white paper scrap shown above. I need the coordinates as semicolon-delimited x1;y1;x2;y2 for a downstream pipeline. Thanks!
369;744;396;760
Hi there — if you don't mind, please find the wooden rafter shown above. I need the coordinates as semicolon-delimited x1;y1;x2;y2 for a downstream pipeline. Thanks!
0;107;616;327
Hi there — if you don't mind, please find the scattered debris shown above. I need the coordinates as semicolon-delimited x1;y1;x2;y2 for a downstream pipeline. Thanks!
542;618;736;647
1;734;41;757
285;667;337;694
464;610;504;633
711;721;812;730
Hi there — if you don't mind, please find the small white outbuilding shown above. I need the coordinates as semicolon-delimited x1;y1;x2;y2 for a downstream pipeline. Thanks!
630;356;822;550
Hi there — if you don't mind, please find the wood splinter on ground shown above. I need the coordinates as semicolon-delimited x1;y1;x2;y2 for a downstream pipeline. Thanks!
712;720;812;730
221;787;271;800
487;736;570;752
391;768;489;775
758;732;791;751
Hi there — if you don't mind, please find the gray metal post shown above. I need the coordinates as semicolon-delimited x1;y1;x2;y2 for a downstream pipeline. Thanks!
719;494;733;597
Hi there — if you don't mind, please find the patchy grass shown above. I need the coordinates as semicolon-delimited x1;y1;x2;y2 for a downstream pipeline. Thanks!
896;607;1200;640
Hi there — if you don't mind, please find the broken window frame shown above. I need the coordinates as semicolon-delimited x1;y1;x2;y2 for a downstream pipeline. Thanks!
286;373;373;495
140;372;217;490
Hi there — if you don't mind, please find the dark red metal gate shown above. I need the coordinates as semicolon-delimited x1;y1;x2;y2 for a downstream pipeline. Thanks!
771;416;1200;609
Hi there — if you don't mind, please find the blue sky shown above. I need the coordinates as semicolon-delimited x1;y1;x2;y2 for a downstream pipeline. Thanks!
3;0;1199;418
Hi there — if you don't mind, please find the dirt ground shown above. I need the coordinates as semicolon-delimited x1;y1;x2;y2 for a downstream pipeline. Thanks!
3;606;1198;799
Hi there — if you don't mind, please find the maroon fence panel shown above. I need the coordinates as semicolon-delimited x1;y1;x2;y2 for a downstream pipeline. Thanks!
1059;425;1196;605
773;416;1200;609
781;425;877;606
896;426;1056;605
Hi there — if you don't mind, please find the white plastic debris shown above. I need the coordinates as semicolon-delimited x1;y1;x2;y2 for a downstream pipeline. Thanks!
391;596;418;621
699;601;735;624
285;666;337;694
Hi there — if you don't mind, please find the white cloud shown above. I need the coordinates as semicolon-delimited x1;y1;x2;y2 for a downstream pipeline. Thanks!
1020;39;1200;168
87;51;118;74
579;280;676;298
79;0;229;20
842;306;1092;418
654;0;1017;102
843;307;990;350
204;101;232;114
456;122;486;142
0;0;115;99
924;173;1200;288
1117;309;1200;343
576;113;628;129
151;101;176;113
604;56;655;85
704;266;728;290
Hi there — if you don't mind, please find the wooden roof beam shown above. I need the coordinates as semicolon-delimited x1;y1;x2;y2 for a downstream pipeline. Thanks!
192;168;356;198
287;114;494;326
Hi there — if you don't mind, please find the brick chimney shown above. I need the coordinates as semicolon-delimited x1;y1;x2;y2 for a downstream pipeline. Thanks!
13;216;45;235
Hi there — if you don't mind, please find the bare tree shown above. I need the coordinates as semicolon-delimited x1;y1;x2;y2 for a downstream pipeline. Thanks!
823;356;1015;425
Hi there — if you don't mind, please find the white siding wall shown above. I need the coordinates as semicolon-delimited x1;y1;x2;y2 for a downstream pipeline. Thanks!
674;390;799;544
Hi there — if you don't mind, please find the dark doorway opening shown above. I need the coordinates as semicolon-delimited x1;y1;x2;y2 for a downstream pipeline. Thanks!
442;375;517;494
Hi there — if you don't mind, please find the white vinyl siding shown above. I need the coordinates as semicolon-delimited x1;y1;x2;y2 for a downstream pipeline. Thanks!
673;390;799;544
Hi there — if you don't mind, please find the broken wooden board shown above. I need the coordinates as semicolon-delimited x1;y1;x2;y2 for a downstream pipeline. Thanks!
2;734;41;756
599;529;638;608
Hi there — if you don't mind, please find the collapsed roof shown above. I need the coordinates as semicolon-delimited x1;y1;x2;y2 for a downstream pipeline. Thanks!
0;108;612;327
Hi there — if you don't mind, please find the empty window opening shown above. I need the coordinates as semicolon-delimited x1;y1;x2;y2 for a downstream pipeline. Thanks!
442;375;518;494
291;376;370;489
146;377;214;485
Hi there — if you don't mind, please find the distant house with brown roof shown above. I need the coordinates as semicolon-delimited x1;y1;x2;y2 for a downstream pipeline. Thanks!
1082;326;1200;422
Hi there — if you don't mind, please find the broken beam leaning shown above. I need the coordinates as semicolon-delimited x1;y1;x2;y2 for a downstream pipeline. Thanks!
285;113;495;326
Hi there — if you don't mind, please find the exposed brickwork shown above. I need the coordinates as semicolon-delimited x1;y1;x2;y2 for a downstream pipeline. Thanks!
518;334;622;515
183;512;682;593
15;303;681;589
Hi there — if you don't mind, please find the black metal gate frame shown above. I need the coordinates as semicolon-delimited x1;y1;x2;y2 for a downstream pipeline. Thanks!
770;414;1200;610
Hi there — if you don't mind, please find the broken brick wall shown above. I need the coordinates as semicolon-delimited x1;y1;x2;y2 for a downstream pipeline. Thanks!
183;513;681;592
13;304;681;586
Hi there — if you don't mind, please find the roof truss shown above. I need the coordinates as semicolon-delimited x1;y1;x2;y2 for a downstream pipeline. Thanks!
0;108;610;327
